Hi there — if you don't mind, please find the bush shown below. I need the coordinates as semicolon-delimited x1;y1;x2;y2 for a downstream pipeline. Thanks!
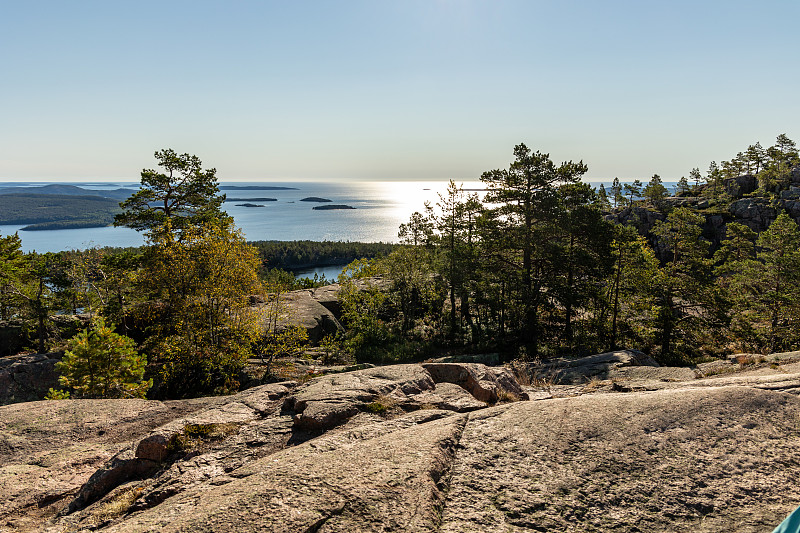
153;336;248;398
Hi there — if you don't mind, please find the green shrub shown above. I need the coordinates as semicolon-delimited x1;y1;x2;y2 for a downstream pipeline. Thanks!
56;318;151;398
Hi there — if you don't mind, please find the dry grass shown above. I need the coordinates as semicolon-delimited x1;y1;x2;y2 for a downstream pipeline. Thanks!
582;375;606;393
91;486;145;523
735;353;764;367
508;359;559;390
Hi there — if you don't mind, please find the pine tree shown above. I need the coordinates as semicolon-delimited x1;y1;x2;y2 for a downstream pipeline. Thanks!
56;318;151;398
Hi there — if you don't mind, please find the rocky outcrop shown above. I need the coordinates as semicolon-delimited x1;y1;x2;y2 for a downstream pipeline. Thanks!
252;278;391;343
7;358;800;532
724;174;757;198
0;362;526;532
0;352;60;405
288;364;435;429
604;205;665;236
664;196;709;208
439;386;800;532
422;362;529;402
254;290;344;343
528;349;660;385
310;276;391;318
729;197;777;230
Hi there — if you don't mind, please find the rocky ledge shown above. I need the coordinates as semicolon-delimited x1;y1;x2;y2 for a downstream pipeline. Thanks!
3;355;800;532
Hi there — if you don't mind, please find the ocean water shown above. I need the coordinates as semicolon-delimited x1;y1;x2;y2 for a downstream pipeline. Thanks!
0;179;658;253
1;180;480;253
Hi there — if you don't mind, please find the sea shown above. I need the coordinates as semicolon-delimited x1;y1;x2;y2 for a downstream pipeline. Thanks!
0;178;661;257
0;180;487;254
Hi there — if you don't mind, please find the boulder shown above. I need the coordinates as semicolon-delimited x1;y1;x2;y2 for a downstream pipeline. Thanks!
422;362;529;402
135;434;169;462
289;364;436;429
0;352;60;405
256;290;344;343
724;174;757;198
729;197;777;230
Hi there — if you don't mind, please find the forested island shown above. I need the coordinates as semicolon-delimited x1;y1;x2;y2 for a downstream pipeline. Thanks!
219;185;298;190
0;193;121;229
300;196;332;202
224;197;277;201
313;204;355;210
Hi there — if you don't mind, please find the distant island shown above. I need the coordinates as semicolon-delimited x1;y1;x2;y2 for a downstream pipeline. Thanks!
0;184;132;200
235;203;266;208
300;197;332;203
225;197;277;202
219;185;298;190
312;204;356;210
0;193;120;230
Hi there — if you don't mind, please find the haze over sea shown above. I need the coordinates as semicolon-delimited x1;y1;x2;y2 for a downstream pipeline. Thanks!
0;180;473;253
0;179;662;254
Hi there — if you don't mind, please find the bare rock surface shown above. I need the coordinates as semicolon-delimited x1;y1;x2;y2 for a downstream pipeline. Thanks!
0;396;221;531
289;364;436;429
103;412;467;533
6;358;800;532
408;382;488;412
439;387;800;532
531;349;660;385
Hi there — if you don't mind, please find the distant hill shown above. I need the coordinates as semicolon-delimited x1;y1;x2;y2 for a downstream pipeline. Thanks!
219;185;298;191
0;184;132;200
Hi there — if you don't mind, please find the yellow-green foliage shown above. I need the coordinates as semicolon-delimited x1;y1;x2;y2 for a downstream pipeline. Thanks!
56;318;151;399
44;387;70;400
140;221;263;397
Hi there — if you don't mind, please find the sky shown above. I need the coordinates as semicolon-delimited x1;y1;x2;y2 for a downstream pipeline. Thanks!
1;0;798;183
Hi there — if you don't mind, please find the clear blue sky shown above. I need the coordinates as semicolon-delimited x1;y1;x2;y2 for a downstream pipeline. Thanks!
1;0;798;182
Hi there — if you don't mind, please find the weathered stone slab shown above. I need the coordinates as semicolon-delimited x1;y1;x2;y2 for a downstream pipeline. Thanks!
440;387;800;533
102;413;469;533
290;364;436;429
422;362;528;402
409;382;488;412
531;349;660;385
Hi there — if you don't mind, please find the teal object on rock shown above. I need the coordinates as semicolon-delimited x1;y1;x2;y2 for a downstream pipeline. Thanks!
774;506;800;533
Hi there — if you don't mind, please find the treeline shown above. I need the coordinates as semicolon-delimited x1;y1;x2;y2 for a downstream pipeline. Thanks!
2;139;799;403
251;240;396;269
337;135;800;364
